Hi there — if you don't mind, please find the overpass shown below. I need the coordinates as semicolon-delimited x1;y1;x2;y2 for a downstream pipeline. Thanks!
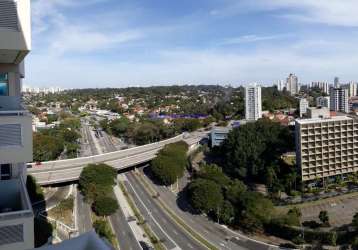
28;132;206;185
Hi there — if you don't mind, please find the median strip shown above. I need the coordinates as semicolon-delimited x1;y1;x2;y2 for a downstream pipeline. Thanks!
134;172;218;250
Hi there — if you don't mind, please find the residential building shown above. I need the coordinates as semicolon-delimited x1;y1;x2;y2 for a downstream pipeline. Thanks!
299;98;309;117
348;81;357;98
330;87;349;113
245;84;262;121
286;73;299;95
306;107;330;119
311;81;329;94
316;96;330;108
295;116;358;182
0;0;34;249
334;77;340;88
276;80;285;91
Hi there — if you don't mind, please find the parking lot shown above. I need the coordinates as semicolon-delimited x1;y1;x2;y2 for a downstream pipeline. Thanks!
299;193;358;228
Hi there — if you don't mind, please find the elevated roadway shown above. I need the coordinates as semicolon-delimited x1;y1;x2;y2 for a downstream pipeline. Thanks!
28;132;206;185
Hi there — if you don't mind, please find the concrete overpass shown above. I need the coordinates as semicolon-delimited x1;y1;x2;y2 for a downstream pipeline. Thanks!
28;132;206;185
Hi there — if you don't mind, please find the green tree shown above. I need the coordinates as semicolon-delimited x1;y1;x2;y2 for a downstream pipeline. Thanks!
188;179;224;214
93;196;119;216
79;164;117;202
225;179;247;205
33;133;64;162
352;212;358;230
284;207;301;226
197;164;230;187
319;210;330;227
151;141;188;185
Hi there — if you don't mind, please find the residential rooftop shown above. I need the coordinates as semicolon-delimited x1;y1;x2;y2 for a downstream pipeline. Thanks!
295;115;353;125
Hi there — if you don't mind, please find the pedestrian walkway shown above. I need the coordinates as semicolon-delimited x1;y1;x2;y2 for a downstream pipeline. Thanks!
114;175;152;246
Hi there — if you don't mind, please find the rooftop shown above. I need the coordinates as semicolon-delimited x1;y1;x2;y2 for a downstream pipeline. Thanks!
295;115;353;124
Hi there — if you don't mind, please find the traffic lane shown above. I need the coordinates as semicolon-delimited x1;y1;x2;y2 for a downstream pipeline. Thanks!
122;179;177;250
76;190;92;234
109;207;142;250
126;172;206;250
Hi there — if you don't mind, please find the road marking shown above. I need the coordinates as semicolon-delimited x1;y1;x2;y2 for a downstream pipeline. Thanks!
125;175;179;249
173;229;179;235
187;243;194;249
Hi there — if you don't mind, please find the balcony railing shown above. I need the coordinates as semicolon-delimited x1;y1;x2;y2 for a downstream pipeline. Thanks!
0;96;29;116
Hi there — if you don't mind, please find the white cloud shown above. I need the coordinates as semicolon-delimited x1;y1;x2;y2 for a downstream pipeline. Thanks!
220;34;290;45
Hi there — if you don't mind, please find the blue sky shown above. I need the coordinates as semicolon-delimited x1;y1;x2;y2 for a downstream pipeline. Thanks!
26;0;358;88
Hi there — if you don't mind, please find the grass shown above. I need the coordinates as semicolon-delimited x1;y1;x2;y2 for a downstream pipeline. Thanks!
47;196;74;226
119;182;165;250
135;173;218;250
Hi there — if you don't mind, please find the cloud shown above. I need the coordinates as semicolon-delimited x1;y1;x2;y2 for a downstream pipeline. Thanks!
212;0;358;27
220;34;290;45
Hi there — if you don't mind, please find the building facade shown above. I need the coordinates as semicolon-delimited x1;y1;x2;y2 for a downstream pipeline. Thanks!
316;96;330;108
299;98;309;117
286;73;299;95
245;84;262;121
311;82;329;95
295;116;358;182
330;87;349;113
0;0;34;249
348;81;357;98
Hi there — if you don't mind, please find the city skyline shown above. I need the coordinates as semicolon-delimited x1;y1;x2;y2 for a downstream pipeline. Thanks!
27;0;358;88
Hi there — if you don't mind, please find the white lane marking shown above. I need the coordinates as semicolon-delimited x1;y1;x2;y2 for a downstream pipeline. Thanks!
173;229;179;235
125;177;179;249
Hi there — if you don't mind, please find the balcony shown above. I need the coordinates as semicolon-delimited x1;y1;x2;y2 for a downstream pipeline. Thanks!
0;176;33;249
0;0;31;64
0;96;32;164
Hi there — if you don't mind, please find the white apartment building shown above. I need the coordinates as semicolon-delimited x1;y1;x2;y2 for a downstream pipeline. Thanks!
295;116;358;182
245;84;262;121
316;96;330;108
311;81;329;95
330;87;349;113
0;0;34;249
348;81;357;98
299;98;309;117
286;73;299;95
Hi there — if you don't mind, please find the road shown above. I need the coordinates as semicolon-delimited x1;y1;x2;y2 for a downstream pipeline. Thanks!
140;167;277;250
28;133;189;185
75;189;93;234
125;171;206;250
99;130;143;250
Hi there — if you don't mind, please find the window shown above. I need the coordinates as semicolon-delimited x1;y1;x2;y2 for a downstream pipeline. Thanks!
0;164;11;180
0;73;8;96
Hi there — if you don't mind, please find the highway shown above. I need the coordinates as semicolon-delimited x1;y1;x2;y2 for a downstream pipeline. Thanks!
28;132;203;185
125;172;206;250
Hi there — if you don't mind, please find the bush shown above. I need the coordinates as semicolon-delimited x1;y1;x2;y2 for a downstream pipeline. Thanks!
94;219;114;242
34;218;53;247
93;196;119;216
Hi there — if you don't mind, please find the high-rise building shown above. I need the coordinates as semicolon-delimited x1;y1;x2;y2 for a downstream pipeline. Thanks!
0;0;34;249
330;87;349;113
245;84;262;121
299;98;309;117
276;80;285;91
316;96;330;108
311;81;329;94
334;77;340;88
286;73;299;95
295;116;358;182
348;81;357;98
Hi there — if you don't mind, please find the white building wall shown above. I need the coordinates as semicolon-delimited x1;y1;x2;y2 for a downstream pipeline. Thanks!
245;84;262;121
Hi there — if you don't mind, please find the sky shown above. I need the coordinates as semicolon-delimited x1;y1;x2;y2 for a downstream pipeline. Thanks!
26;0;358;88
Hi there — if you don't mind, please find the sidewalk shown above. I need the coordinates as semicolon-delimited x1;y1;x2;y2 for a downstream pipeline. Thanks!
114;175;152;246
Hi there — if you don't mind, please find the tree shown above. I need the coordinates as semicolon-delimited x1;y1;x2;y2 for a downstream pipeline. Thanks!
236;191;274;232
79;164;117;202
218;200;235;225
188;179;224;215
352;237;358;250
197;164;230;187
225;179;247;205
319;210;330;227
284;207;301;226
93;219;114;242
151;141;188;185
93;196;119;216
33;133;64;162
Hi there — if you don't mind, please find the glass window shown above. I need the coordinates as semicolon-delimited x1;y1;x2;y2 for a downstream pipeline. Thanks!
0;73;8;96
0;164;11;180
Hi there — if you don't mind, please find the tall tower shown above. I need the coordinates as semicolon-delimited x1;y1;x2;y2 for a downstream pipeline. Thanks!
245;84;262;121
334;77;340;88
286;73;299;95
330;87;349;113
0;0;34;249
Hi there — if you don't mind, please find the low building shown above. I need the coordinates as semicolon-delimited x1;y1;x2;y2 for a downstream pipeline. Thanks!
306;107;330;119
295;116;358;182
316;96;330;108
299;98;309;117
210;127;231;147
